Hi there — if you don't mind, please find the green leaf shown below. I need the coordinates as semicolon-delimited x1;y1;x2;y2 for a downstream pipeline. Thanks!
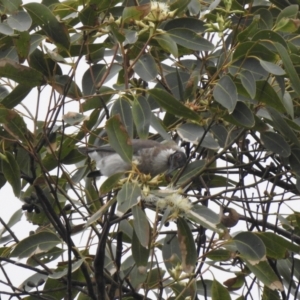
128;265;148;290
111;98;133;138
187;205;223;233
206;249;232;261
267;107;300;148
256;232;300;259
0;107;28;142
27;247;65;267
177;217;197;273
133;54;158;81
149;71;191;104
109;23;125;43
171;281;197;299
240;70;256;99
106;114;132;164
90;0;120;10
259;60;285;75
177;123;219;149
132;96;151;139
233;41;278;62
10;231;61;258
237;14;260;42
261;131;291;157
289;147;300;176
0;22;14;35
226;101;255;128
197;280;213;297
154;33;178;57
274;18;299;33
176;160;206;186
42;277;67;299
168;28;214;51
148;88;199;122
244;259;283;291
132;228;150;267
229;58;268;80
0;209;22;237
82;87;113;112
85;198;117;227
24;3;70;49
13;31;30;63
18;272;48;292
163;17;206;32
0;58;45;87
252;30;287;49
78;5;98;26
124;29;138;44
49;259;84;279
100;173;124;195
132;205;150;249
0;0;21;13
62;112;87;125
213;75;237;113
29;48;62;78
282;91;294;119
51;75;82;99
146;268;166;290
262;286;281;300
150;113;170;141
211;124;228;147
169;0;190;14
274;42;300;97
81;64;105;95
0;152;21;197
163;234;182;275
212;279;231;300
233;232;266;264
0;84;31;109
255;81;285;112
7;11;32;32
275;4;298;25
117;182;141;214
122;4;150;23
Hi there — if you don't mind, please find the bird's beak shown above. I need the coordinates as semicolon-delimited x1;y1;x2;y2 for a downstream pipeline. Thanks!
167;162;177;175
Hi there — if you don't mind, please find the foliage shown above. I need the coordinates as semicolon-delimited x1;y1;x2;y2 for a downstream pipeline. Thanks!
1;0;300;299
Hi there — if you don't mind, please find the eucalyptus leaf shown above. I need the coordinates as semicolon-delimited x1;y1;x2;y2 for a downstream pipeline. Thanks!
177;217;197;273
133;54;158;81
261;131;291;157
177;123;219;150
149;88;199;121
132;96;151;139
132;205;150;249
10;231;61;258
213;75;238;113
24;3;70;49
117;182;141;214
106;115;133;164
7;11;32;32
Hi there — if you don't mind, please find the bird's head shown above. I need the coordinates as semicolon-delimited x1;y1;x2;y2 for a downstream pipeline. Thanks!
167;151;187;174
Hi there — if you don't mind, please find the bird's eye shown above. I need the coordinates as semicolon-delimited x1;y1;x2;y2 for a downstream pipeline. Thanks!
174;153;181;159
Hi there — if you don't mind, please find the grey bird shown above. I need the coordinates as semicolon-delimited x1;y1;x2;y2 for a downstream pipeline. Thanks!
79;139;187;177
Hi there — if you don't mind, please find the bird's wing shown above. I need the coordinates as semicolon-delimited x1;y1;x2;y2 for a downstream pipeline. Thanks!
78;139;162;157
131;139;161;153
78;144;116;157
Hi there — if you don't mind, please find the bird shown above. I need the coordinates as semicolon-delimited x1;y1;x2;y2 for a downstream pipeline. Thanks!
79;139;187;177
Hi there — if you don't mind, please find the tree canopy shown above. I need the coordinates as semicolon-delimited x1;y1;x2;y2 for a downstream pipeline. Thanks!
1;0;300;299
